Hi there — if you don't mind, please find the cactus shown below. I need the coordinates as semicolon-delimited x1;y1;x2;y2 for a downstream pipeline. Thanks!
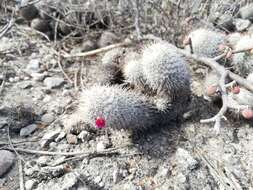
82;64;121;87
184;28;226;59
141;42;191;112
64;42;192;132
231;35;253;77
101;47;126;67
65;85;160;131
203;71;221;101
122;51;144;88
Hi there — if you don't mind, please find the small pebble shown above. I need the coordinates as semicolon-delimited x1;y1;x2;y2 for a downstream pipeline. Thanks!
18;81;33;89
26;59;40;72
55;131;66;142
44;77;64;89
31;72;47;81
0;150;15;177
96;141;106;152
94;176;102;184
40;129;61;148
41;113;55;125
25;179;37;190
77;131;91;142
37;156;50;166
20;124;37;137
234;18;251;31
66;134;78;144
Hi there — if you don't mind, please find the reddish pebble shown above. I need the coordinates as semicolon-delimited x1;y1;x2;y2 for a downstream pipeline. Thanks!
225;50;233;59
231;86;240;94
183;36;190;46
250;49;253;55
241;109;253;119
95;117;106;129
218;44;226;51
206;85;218;96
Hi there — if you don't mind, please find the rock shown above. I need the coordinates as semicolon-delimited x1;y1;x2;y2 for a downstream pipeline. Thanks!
66;134;78;144
96;141;106;152
98;31;119;47
61;172;79;188
0;116;8;129
24;163;39;176
37;156;50;166
77;130;91;142
8;77;14;83
175;148;199;172
43;77;64;89
55;131;66;142
31;72;47;81
20;124;37;137
59;22;73;35
81;40;97;52
25;179;37;190
19;4;39;21
112;182;142;190
41;113;55;125
31;18;51;33
70;40;97;54
0;150;15;177
26;59;40;72
173;173;189;190
40;129;61;148
112;169;119;184
239;4;253;21
234;18;251;31
94;176;102;184
216;14;235;32
18;81;33;89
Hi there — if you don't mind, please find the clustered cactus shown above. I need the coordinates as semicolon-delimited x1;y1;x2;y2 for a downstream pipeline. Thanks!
64;41;192;132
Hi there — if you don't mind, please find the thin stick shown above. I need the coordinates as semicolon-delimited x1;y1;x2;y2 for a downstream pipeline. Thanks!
63;41;132;58
18;159;25;190
131;0;142;40
214;46;253;61
0;18;14;39
0;75;5;95
7;127;26;163
5;143;131;156
57;53;73;84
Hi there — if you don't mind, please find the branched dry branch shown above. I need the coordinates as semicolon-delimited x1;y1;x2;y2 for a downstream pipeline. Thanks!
178;49;253;132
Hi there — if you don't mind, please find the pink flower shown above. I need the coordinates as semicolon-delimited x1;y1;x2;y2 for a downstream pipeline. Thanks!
95;117;106;129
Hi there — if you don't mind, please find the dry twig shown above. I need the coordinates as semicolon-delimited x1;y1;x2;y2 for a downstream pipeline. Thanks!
0;18;14;39
57;52;73;84
131;0;142;40
195;147;242;190
62;40;132;58
5;143;132;156
18;159;25;190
